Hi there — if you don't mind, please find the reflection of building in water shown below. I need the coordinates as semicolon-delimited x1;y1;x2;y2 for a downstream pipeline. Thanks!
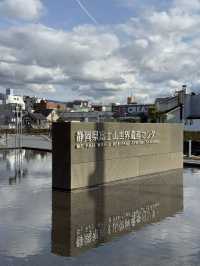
0;149;51;185
0;149;28;185
1;149;48;170
0;149;25;171
23;149;48;162
9;149;28;185
52;169;183;257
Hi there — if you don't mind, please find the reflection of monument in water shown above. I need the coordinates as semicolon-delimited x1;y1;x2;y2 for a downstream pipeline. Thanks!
52;169;183;257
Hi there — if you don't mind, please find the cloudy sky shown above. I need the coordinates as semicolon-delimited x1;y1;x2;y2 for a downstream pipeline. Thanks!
0;0;200;103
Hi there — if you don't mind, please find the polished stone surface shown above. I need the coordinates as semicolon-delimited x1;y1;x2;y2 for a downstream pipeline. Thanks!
0;150;200;266
52;169;183;257
52;122;183;190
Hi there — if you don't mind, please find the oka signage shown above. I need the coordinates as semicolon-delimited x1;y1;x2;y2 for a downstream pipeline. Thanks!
113;105;151;117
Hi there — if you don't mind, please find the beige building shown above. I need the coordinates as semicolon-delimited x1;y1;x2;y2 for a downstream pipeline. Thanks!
37;109;59;125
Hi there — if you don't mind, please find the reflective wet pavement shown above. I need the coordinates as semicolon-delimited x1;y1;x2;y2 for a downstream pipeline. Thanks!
0;150;200;266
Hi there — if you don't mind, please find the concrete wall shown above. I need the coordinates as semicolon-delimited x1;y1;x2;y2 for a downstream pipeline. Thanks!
52;122;183;190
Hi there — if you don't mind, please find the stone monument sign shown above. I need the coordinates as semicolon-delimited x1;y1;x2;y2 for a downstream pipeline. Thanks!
52;122;183;190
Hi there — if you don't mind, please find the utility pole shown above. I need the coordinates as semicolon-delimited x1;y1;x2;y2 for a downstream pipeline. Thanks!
15;104;23;148
14;104;23;181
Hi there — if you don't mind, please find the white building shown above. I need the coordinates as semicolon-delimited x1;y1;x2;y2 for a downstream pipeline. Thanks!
155;86;200;131
2;88;25;110
0;104;17;128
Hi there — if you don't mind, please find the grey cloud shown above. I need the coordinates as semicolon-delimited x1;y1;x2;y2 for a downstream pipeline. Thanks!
0;24;129;100
78;85;118;97
1;0;200;102
0;0;44;21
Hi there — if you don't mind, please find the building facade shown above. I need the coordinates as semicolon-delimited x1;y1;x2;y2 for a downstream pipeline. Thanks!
155;86;200;131
112;104;154;122
2;89;25;110
59;111;114;122
34;100;65;112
